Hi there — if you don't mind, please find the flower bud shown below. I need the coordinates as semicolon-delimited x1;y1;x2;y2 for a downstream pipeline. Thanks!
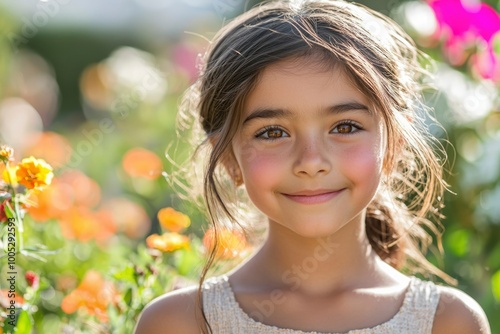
0;145;14;163
25;271;39;288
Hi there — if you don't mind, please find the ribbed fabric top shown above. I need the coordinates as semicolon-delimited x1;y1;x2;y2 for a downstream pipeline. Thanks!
202;275;440;334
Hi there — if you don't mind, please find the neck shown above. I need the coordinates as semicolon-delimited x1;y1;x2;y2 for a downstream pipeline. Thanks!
242;215;382;295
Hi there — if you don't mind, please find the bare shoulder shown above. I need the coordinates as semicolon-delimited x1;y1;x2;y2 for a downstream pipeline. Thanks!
134;285;202;334
432;285;491;334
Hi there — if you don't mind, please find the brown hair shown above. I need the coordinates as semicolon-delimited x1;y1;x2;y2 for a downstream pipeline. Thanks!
171;0;454;332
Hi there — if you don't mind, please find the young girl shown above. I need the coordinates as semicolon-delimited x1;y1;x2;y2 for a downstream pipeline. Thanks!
135;0;490;333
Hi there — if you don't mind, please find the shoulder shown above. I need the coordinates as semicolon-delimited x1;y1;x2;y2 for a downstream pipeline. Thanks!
432;285;491;334
134;285;201;334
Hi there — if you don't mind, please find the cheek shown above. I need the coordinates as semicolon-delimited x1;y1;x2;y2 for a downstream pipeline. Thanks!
237;145;284;188
341;142;384;184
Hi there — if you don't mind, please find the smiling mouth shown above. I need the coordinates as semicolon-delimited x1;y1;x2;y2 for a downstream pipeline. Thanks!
282;189;344;204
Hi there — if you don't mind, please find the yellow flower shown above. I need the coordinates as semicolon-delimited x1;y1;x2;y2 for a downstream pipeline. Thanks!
2;165;18;187
146;232;190;252
0;145;14;163
157;207;190;232
15;156;54;190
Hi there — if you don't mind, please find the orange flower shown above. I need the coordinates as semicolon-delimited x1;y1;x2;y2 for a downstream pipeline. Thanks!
146;232;190;252
15;156;53;190
56;273;78;292
102;198;151;239
122;148;163;180
61;270;119;322
25;169;102;224
80;64;113;110
0;289;24;308
24;132;72;169
58;207;116;243
57;169;101;208
202;228;247;259
25;178;73;222
0;145;14;163
157;207;190;232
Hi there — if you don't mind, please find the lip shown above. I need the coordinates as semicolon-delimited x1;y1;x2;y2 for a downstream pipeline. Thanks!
282;189;344;204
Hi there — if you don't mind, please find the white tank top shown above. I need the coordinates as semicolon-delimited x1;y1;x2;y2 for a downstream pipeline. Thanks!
202;275;440;333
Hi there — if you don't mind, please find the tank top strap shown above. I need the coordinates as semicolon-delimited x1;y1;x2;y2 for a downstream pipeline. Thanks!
397;276;440;333
202;275;241;333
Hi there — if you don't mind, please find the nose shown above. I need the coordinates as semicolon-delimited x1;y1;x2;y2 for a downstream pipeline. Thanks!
292;135;332;177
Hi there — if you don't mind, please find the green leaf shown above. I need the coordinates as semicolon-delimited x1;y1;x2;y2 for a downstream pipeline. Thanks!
22;245;59;255
492;31;500;57
20;249;47;262
113;266;136;284
487;244;500;269
3;314;16;333
176;248;201;276
124;287;133;306
446;229;469;257
4;201;15;220
14;310;32;334
492;270;500;302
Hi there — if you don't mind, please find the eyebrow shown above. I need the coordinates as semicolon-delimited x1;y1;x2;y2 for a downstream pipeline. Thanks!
242;102;370;125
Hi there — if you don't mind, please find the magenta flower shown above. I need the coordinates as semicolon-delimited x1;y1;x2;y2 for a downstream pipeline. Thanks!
429;0;500;81
172;43;201;83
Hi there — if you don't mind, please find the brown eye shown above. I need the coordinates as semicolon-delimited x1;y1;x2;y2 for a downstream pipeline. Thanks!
268;129;284;138
256;127;289;140
337;124;353;133
332;121;361;134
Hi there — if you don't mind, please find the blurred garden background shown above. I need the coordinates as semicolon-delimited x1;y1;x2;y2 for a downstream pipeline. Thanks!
0;0;499;333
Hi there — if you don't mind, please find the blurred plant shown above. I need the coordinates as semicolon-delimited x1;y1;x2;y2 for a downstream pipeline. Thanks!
0;145;54;333
0;10;210;333
61;270;119;323
0;145;208;333
104;207;205;334
0;271;41;334
1;145;54;256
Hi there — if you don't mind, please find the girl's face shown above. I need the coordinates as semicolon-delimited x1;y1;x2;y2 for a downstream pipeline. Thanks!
230;58;386;238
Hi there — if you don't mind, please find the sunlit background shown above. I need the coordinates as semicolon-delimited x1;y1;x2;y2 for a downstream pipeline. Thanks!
0;0;499;333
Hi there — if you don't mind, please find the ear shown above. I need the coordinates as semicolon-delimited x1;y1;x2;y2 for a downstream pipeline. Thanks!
209;134;243;187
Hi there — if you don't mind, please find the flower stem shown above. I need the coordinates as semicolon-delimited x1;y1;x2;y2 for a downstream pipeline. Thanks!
15;193;24;253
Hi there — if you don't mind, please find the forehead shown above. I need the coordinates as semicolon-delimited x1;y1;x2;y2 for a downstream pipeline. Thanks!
242;57;371;117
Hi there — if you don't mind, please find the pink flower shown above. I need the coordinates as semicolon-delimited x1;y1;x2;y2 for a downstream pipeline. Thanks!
471;47;500;81
430;0;500;41
172;43;201;83
429;0;500;81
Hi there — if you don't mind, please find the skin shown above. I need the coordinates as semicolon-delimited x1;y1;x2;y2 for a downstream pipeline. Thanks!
134;58;490;334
